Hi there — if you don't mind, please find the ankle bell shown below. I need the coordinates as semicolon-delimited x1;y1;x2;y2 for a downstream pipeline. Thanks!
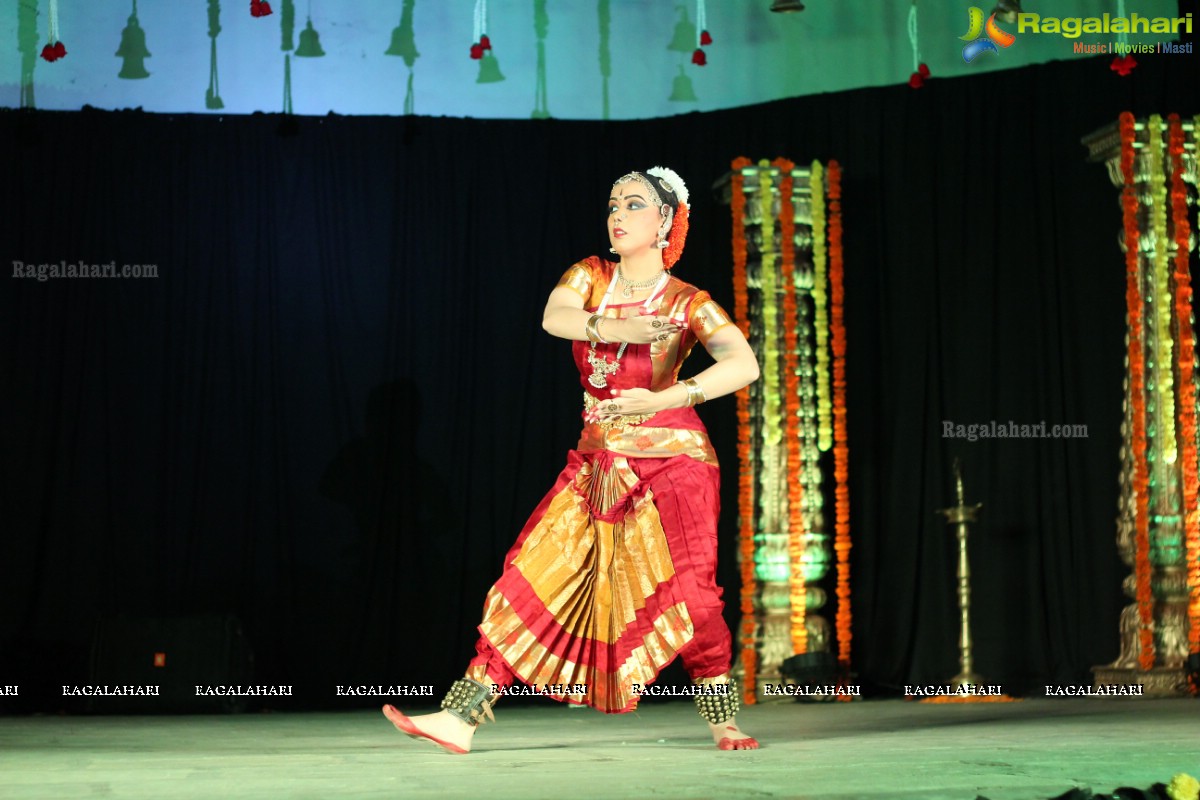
693;676;740;725
440;678;496;726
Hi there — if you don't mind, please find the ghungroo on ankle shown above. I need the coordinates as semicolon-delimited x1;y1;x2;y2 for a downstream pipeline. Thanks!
440;678;495;726
693;676;740;725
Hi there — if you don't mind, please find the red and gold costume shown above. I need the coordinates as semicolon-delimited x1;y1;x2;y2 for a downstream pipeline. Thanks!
466;256;736;713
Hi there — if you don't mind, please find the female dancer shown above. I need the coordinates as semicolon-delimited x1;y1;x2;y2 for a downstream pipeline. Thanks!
384;166;760;752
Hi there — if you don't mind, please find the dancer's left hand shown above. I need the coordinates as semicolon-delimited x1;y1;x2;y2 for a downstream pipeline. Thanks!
585;388;664;423
610;388;660;413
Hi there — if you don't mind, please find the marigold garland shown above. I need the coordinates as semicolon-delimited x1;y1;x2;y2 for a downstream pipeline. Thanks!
1168;115;1200;658
663;203;690;270
1120;111;1156;671
773;158;807;655
1147;116;1178;466
795;196;823;667
731;156;757;704
759;164;785;553
827;160;852;671
810;161;833;452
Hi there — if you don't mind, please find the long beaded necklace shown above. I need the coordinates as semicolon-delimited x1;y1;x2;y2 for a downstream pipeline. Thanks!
586;266;670;389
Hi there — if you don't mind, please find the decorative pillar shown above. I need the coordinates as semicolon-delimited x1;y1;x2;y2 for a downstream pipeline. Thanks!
1083;114;1200;698
723;158;851;702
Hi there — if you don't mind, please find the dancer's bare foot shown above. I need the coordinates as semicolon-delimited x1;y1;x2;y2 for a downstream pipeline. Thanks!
382;706;477;755
708;716;760;750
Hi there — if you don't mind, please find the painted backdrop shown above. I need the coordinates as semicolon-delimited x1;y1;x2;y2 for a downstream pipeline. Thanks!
0;0;1183;120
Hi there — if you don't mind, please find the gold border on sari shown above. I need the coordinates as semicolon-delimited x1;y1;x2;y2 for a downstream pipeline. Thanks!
475;456;697;712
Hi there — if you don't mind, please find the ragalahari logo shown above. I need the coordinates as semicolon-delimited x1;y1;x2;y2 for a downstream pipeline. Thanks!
960;7;1016;62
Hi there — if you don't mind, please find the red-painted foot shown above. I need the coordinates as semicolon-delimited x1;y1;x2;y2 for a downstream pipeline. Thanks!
717;725;760;750
381;705;468;755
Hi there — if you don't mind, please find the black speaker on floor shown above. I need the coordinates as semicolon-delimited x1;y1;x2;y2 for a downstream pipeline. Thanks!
86;614;254;714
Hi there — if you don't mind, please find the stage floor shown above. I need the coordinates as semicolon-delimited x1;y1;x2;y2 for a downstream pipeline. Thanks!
0;698;1196;800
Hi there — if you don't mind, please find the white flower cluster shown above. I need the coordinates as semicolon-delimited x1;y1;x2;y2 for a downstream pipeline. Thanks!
646;166;689;206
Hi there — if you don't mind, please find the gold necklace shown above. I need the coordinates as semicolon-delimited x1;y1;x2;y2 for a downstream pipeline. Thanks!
617;266;666;299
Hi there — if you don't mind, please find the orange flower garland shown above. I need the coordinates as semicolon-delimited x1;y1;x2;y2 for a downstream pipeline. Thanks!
663;203;690;270
1168;115;1200;658
1120;111;1155;671
731;156;758;703
827;160;853;670
773;158;807;655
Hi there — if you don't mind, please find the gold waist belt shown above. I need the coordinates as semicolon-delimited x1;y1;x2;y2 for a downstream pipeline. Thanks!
578;394;718;465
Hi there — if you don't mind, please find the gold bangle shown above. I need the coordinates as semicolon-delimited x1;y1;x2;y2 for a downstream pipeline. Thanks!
595;317;609;344
586;314;607;344
687;380;698;407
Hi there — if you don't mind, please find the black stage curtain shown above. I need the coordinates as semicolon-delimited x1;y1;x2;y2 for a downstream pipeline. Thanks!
2;54;1197;710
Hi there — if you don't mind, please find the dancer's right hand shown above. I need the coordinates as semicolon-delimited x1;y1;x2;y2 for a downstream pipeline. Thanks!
612;315;685;344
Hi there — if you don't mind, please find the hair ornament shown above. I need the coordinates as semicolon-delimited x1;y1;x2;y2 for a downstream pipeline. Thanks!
646;166;689;206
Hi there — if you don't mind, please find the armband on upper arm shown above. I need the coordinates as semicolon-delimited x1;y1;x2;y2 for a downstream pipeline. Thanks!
690;299;734;346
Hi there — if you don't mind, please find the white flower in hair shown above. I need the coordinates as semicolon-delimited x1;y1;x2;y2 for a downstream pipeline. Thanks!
646;166;689;206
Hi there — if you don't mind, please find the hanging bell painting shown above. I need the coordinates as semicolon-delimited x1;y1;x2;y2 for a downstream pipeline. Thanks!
668;65;697;101
385;0;419;68
116;8;151;79
470;0;501;82
386;24;419;65
295;17;324;57
667;5;697;52
476;50;505;83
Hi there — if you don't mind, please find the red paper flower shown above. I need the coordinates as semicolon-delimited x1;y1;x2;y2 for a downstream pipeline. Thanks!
470;42;483;59
908;71;925;88
479;34;492;51
40;42;65;62
700;30;713;46
1110;54;1137;76
692;48;707;66
250;0;272;17
918;62;930;78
